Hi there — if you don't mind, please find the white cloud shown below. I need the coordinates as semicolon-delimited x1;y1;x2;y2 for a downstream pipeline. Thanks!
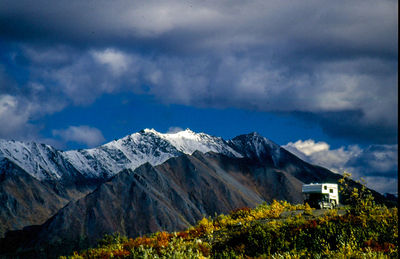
167;126;184;133
91;48;131;75
52;125;105;147
0;75;68;140
284;140;398;194
22;45;74;65
0;95;18;116
0;94;61;140
284;140;362;173
31;49;129;105
0;95;31;138
285;139;330;156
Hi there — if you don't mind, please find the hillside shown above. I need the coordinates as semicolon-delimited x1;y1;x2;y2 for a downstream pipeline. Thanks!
0;129;336;237
62;188;398;258
0;129;395;258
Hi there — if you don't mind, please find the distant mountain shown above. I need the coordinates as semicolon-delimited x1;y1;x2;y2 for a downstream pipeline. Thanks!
0;129;241;182
62;128;241;179
0;140;80;181
0;129;395;257
0;129;242;237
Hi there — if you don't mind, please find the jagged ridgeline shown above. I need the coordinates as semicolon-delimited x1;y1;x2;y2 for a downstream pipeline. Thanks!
0;129;395;258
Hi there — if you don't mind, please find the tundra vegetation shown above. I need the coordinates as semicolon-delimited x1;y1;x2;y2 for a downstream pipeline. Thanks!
62;174;398;258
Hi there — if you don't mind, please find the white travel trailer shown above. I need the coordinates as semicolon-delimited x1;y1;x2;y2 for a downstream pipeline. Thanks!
302;183;339;209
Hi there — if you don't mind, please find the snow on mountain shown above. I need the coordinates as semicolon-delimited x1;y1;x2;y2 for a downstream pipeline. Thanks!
63;129;182;178
0;129;276;181
143;128;242;157
63;128;241;178
0;139;65;180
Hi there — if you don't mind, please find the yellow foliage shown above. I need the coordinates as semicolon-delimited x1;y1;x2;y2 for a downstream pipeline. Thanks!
65;192;398;259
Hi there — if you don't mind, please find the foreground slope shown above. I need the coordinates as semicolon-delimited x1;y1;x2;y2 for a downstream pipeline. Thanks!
67;199;398;258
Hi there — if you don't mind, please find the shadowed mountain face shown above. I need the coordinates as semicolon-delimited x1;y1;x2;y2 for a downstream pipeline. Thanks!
0;150;346;257
0;130;274;237
0;129;243;236
0;159;69;238
0;158;100;238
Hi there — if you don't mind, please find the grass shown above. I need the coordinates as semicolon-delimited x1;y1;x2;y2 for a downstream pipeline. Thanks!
61;174;398;258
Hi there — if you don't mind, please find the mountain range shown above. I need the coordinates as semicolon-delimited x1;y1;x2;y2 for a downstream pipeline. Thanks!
0;129;394;258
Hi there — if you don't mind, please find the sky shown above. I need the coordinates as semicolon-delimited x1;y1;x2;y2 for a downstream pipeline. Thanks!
0;0;397;194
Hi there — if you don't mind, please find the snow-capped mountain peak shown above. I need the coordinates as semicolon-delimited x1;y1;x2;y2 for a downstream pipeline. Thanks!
0;129;278;182
61;128;241;179
139;128;242;157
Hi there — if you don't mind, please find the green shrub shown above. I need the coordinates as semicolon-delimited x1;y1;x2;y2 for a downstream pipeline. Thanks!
64;174;398;259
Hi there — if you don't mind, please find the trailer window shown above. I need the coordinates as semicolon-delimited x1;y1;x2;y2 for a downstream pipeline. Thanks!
329;189;333;193
324;186;327;190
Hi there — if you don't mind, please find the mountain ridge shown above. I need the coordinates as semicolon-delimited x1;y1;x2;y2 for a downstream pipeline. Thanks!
0;150;329;257
0;128;245;182
0;129;283;238
0;129;395;257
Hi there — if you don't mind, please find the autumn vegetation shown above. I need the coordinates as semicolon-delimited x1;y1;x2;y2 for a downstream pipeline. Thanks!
62;174;398;258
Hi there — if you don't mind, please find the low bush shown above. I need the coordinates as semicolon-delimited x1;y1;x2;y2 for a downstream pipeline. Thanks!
62;175;398;258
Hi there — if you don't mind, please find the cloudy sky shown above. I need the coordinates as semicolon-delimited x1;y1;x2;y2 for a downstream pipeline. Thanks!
0;0;397;193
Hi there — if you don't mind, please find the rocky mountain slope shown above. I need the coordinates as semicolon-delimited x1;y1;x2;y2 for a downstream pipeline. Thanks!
0;129;240;182
63;128;241;179
0;157;98;238
0;129;242;237
0;150;343;257
0;158;69;237
0;129;394;258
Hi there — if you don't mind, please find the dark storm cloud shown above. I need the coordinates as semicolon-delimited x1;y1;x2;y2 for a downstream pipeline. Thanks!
284;140;398;194
0;0;397;144
346;145;398;178
1;0;397;56
294;111;398;144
